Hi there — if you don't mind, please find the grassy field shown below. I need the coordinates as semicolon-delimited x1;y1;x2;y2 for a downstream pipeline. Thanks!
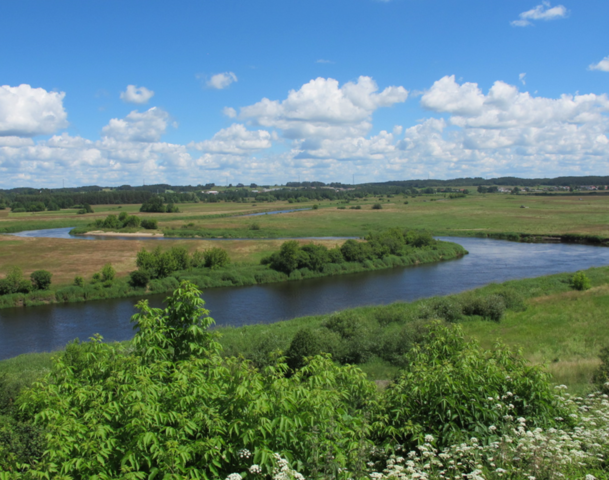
3;192;609;239
0;234;347;285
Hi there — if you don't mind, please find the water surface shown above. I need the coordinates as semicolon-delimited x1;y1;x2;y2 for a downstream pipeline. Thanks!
1;237;608;359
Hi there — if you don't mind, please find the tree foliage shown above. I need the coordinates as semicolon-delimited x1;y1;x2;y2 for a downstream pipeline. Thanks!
29;271;52;291
12;282;375;478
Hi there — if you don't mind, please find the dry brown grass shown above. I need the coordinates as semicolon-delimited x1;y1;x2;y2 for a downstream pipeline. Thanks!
529;285;609;305
0;235;348;286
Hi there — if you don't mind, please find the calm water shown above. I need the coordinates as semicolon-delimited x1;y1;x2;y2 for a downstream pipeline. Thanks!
8;227;353;242
1;237;609;359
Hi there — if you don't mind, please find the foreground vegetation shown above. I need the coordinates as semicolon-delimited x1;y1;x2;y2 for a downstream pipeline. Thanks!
1;281;608;479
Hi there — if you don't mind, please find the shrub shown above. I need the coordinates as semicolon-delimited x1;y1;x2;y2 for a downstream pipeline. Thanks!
421;297;462;323
571;271;591;291
73;276;85;287
170;246;190;270
0;267;32;295
101;264;116;282
191;250;205;268
496;288;526;311
122;215;141;228
204;247;230;269
372;203;383;209
30;270;52;291
129;270;150;288
268;240;300;274
141;219;158;229
286;328;324;370
461;294;506;322
378;323;567;448
312;204;319;210
249;221;261;231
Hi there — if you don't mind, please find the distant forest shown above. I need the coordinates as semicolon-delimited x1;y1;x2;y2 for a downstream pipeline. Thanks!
1;175;608;211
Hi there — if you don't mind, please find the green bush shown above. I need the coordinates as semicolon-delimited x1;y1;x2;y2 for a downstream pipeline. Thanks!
495;288;527;311
129;270;150;288
420;297;463;323
377;323;567;448
571;271;591;291
101;264;116;282
73;276;85;287
372;203;383;209
30;270;52;291
204;247;230;269
286;328;324;370
14;282;376;478
461;294;506;322
0;267;32;295
141;219;158;229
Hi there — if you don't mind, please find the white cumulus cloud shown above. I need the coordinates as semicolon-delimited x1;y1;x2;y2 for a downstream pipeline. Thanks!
0;84;68;137
511;1;568;27
120;85;155;104
589;56;609;72
207;72;238;90
102;107;170;143
238;76;408;141
190;124;272;155
421;75;609;129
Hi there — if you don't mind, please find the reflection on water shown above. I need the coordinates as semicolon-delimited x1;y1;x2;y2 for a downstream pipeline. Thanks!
1;237;609;359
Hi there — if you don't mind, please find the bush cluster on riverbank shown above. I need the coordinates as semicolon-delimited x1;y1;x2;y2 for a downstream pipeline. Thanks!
262;229;437;275
1;281;607;479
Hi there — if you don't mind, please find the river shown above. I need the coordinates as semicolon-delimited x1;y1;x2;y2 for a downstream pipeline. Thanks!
1;236;609;360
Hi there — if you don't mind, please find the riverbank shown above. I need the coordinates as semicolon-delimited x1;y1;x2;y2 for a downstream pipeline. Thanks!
0;239;467;310
3;263;608;391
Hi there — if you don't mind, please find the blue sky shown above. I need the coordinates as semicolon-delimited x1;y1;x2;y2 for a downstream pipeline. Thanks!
1;0;608;187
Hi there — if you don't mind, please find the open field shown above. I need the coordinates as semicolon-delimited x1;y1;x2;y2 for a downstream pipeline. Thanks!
0;234;346;285
3;192;609;283
3;192;609;239
174;193;609;238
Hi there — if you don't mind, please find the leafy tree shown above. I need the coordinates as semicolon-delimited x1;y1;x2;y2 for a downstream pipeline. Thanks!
129;270;150;288
270;240;300;274
136;247;179;279
140;196;166;213
100;264;116;282
16;282;375;478
122;215;141;228
30;270;52;291
0;267;32;295
299;244;330;272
